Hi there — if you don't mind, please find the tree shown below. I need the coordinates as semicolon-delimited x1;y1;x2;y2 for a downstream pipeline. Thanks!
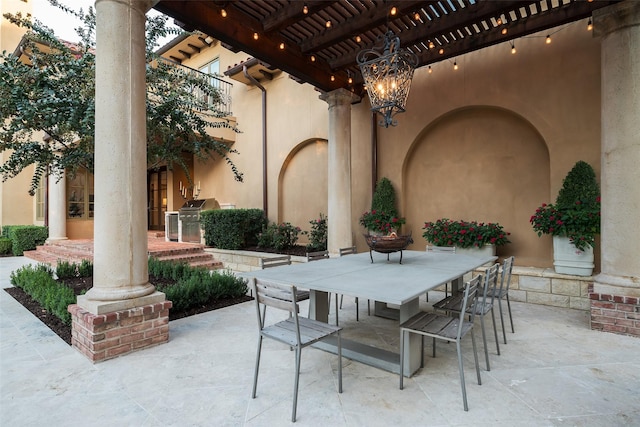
0;0;243;195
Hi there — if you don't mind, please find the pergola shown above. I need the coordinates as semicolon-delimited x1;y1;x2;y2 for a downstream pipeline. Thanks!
154;0;619;93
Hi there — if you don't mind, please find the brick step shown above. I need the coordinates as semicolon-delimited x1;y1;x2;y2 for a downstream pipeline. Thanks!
33;244;94;260
150;246;205;258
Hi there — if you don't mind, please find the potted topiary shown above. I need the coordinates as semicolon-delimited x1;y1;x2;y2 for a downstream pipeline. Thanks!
359;177;406;235
359;177;412;261
530;160;600;276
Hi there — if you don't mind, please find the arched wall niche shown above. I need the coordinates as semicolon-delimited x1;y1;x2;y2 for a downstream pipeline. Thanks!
278;138;328;242
402;105;552;267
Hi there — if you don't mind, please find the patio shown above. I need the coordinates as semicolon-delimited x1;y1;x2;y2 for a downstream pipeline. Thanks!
1;256;639;426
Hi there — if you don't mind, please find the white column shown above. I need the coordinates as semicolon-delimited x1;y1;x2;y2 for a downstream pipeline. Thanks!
46;172;67;242
78;0;163;313
319;89;360;255
593;1;640;297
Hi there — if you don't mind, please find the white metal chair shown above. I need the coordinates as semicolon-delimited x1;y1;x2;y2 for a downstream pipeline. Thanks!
488;256;515;344
336;246;370;324
425;245;456;301
251;278;343;422
433;263;501;371
400;275;482;411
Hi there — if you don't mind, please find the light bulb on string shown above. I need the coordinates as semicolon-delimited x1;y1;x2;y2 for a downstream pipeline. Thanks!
511;42;516;54
428;66;432;74
453;60;458;70
546;35;551;44
221;9;227;18
303;4;308;14
587;19;593;31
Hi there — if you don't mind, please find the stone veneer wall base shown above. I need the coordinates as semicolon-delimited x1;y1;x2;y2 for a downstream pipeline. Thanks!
68;301;172;363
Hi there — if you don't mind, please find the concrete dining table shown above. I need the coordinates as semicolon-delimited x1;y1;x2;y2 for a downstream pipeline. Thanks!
240;250;496;376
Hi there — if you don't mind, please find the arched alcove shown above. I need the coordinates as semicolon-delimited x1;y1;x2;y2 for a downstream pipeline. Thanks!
403;106;551;266
278;139;328;241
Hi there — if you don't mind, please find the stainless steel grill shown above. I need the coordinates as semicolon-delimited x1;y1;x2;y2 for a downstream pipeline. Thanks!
178;199;208;243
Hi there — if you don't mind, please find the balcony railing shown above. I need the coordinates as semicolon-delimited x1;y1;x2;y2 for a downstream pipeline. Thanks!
154;57;233;116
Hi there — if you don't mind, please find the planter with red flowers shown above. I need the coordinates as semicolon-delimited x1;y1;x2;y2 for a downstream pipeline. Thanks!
421;218;511;258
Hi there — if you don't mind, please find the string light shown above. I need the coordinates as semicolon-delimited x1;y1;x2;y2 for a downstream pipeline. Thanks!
279;42;285;50
390;6;397;16
331;75;335;82
587;19;593;31
496;18;502;26
348;75;353;84
546;35;551;44
439;48;444;55
511;42;516;54
221;9;227;18
253;32;259;40
501;28;508;35
310;55;316;62
428;65;432;74
326;20;331;28
414;12;420;20
453;60;458;70
303;4;308;14
428;41;435;49
355;35;362;43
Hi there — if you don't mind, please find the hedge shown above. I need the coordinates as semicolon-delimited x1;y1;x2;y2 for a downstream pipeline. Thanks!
200;208;267;250
2;225;49;256
0;237;12;255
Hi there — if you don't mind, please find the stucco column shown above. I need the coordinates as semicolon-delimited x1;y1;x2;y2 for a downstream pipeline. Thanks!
46;172;67;242
592;1;640;298
78;0;162;313
319;89;360;254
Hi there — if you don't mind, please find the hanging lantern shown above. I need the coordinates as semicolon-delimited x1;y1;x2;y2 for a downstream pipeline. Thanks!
357;31;418;127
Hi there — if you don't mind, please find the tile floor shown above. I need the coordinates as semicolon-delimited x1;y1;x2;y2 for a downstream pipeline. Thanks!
1;256;639;426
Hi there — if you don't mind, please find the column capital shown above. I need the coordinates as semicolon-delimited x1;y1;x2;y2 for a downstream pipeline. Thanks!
319;88;361;107
593;0;640;38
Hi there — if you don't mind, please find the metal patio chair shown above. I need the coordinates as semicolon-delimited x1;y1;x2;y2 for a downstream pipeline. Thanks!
433;262;501;371
336;246;370;324
425;245;456;302
251;278;343;422
488;256;515;344
400;275;482;411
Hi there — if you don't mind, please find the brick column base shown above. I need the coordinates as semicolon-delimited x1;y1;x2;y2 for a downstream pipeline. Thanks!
68;301;172;363
589;293;640;337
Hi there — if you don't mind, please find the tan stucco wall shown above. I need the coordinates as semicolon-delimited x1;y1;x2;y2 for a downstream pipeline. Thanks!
0;0;41;228
179;20;602;269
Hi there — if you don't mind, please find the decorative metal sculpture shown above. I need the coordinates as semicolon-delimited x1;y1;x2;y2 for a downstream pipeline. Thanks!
357;31;418;128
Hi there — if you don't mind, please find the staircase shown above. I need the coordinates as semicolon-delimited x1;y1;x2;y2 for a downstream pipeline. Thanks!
24;233;223;270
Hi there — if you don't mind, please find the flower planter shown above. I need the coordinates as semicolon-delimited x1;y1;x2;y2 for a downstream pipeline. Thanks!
455;244;496;266
552;235;594;276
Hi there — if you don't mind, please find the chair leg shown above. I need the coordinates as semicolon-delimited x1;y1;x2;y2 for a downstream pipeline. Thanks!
339;294;344;309
355;297;359;321
456;339;468;411
490;307;501;356
252;336;263;398
367;300;370;316
337;331;343;393
498;297;507;344
425;292;429;302
506;295;515;333
292;346;302;422
479;315;490;371
432;337;436;358
399;329;405;390
471;331;482;386
334;294;339;326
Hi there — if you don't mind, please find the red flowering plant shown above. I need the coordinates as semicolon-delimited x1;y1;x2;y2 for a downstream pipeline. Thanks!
422;218;511;248
359;210;405;235
530;161;601;251
530;199;601;251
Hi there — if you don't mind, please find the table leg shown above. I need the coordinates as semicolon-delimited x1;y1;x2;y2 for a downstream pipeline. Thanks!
399;298;421;376
309;290;329;323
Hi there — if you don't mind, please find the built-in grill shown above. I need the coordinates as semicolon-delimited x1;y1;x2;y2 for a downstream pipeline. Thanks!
178;199;208;243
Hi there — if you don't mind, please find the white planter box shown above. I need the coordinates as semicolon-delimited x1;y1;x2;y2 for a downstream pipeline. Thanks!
552;235;594;276
455;244;496;258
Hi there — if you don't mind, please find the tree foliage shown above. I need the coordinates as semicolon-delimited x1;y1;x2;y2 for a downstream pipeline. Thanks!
0;0;243;195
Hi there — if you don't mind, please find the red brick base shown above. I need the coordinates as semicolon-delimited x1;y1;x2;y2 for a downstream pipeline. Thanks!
590;292;640;337
68;301;172;363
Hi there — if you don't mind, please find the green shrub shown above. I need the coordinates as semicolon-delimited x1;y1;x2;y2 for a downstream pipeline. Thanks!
258;222;301;250
55;260;78;279
10;264;75;324
3;225;49;256
303;213;328;251
200;208;267;249
77;259;93;277
371;177;399;219
0;237;12;254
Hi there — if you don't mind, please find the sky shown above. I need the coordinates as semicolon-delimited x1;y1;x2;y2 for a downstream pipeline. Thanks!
31;0;176;45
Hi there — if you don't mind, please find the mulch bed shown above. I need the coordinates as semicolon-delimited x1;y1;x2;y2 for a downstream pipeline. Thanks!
4;275;252;346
